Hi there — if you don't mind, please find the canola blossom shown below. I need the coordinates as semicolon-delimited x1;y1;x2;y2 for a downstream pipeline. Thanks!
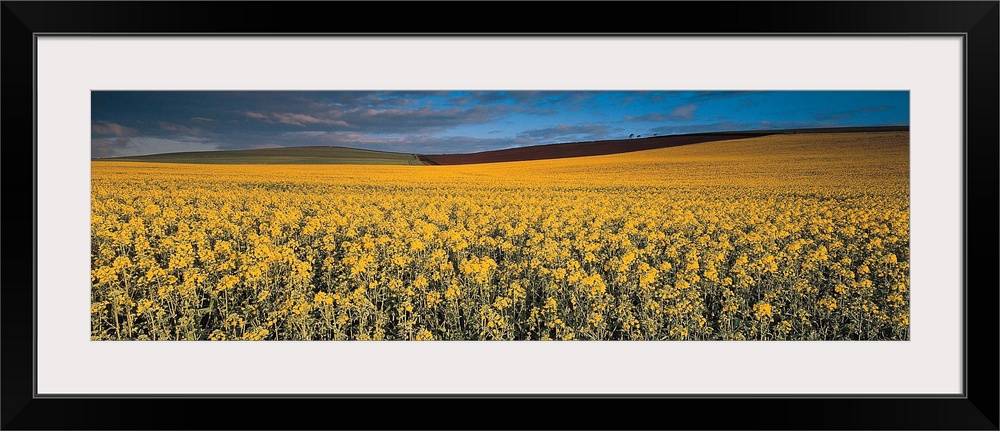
91;132;909;340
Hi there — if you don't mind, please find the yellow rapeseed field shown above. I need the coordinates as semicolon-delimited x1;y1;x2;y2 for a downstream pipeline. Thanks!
91;132;909;340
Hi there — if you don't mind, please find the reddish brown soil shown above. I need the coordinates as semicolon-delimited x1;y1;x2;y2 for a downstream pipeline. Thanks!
418;132;773;165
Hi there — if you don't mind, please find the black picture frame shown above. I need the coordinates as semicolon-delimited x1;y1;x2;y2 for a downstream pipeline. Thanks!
2;1;997;429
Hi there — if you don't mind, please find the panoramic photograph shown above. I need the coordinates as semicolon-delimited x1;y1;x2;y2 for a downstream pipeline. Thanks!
90;90;910;341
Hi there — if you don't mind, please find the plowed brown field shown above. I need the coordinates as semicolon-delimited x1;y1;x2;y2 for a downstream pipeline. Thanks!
419;132;772;165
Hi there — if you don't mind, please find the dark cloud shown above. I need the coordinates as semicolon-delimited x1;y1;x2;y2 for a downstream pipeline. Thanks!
91;138;131;158
91;121;143;157
92;117;229;157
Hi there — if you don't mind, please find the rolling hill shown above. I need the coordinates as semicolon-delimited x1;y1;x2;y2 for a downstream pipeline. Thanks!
417;131;772;165
102;146;424;165
418;126;908;165
96;126;908;166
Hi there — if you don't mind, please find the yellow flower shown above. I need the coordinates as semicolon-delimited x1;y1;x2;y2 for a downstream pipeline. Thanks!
754;302;773;320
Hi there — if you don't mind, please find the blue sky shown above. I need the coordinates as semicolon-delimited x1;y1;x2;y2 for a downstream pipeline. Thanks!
91;91;908;158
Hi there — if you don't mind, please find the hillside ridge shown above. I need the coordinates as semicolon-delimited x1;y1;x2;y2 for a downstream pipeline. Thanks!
96;125;908;166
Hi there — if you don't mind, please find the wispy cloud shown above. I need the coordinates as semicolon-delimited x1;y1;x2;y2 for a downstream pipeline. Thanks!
624;113;668;122
347;106;498;132
91;121;136;137
453;91;566;106
245;111;272;122
516;124;611;142
159;121;205;135
624;104;697;123
271;113;350;127
667;105;698;121
243;105;502;133
814;105;893;120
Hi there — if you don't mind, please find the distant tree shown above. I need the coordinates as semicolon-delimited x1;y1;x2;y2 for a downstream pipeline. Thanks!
636;135;641;138
629;133;634;138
